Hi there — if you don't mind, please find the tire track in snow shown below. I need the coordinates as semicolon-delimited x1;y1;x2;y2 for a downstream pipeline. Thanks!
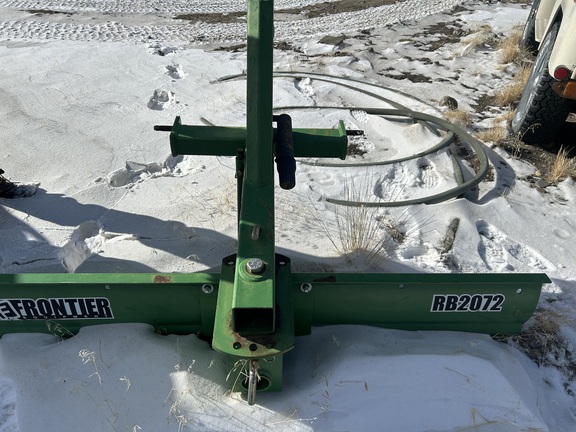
0;0;464;44
0;0;343;15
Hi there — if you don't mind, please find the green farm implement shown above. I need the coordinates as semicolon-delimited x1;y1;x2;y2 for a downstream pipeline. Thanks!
0;0;549;405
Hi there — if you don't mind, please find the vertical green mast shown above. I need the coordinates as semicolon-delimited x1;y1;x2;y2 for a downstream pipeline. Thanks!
233;0;276;334
246;0;274;186
211;1;293;399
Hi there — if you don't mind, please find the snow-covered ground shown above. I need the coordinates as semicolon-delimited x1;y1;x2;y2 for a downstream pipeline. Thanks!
0;0;465;44
1;0;576;431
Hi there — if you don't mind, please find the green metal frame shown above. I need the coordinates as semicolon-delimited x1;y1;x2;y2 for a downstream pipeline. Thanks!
0;0;549;402
0;271;547;335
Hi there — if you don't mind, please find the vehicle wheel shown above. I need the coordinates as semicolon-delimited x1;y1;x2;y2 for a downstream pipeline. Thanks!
511;22;571;145
519;0;541;53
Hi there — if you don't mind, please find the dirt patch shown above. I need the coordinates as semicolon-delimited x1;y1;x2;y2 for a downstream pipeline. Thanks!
279;0;400;18
274;41;298;51
472;93;496;113
214;43;247;52
346;142;369;157
500;139;552;170
175;10;244;24
381;71;432;83
412;21;469;51
26;9;73;16
499;130;576;184
175;0;401;24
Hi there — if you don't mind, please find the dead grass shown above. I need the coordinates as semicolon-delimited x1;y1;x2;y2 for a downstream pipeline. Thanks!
509;311;576;394
498;110;515;123
445;22;572;184
311;176;416;267
497;26;531;65
475;111;520;146
329;178;393;264
494;64;532;107
443;109;472;127
475;125;508;145
545;146;576;184
486;27;533;150
509;311;561;365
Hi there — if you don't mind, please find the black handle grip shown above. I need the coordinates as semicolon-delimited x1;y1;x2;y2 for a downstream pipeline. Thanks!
153;125;172;132
273;114;296;190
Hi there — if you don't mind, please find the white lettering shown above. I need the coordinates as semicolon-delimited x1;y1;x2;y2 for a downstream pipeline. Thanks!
0;298;114;320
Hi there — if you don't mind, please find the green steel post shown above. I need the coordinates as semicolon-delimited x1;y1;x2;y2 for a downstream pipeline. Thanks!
234;0;275;329
211;0;294;394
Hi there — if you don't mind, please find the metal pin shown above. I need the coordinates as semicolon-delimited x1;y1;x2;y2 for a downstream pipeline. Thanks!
247;360;259;406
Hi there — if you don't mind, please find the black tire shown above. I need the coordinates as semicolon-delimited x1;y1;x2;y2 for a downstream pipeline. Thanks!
520;0;541;54
511;22;571;145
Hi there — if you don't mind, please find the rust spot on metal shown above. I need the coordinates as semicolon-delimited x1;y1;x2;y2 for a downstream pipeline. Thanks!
154;275;172;284
312;275;337;283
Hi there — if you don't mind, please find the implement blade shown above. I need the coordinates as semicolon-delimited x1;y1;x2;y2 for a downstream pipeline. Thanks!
292;272;549;336
0;273;219;336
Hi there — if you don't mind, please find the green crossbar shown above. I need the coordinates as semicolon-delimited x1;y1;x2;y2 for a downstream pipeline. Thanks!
0;272;547;336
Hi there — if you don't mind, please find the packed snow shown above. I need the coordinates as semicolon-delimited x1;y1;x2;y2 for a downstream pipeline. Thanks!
1;0;576;431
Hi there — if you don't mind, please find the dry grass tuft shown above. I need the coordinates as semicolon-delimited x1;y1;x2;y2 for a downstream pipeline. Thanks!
508;310;576;396
329;179;393;264
497;26;531;65
494;65;532;107
498;110;516;123
545;146;576;184
475;125;508;145
443;109;472;127
509;312;561;365
511;311;571;366
312;177;415;267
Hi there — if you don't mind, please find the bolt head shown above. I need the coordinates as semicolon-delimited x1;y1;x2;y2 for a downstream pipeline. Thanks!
246;258;265;275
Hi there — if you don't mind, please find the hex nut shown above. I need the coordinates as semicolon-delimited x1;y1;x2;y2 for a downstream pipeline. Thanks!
246;258;265;275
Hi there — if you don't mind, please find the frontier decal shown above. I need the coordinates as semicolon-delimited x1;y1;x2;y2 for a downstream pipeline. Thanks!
0;297;114;320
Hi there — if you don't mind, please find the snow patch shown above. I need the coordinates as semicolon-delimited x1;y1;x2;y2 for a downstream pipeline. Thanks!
165;63;186;79
106;156;187;188
147;43;178;56
147;88;176;110
58;221;139;272
0;376;18;432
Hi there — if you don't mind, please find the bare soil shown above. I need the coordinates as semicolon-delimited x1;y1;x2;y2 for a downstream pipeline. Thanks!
175;0;401;24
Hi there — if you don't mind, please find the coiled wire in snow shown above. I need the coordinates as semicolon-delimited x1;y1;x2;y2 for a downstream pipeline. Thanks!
213;71;488;207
